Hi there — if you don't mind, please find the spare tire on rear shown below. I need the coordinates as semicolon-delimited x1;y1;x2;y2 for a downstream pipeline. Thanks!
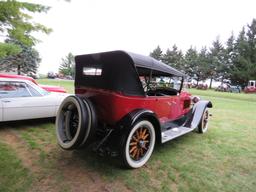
56;95;96;150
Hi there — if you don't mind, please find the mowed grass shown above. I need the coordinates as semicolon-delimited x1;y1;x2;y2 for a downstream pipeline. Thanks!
0;143;32;192
37;78;74;93
0;79;256;192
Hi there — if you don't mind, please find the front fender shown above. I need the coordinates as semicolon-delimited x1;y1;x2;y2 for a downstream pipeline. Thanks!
184;100;212;129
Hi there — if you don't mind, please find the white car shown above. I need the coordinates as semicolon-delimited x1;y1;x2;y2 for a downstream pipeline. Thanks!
0;78;70;122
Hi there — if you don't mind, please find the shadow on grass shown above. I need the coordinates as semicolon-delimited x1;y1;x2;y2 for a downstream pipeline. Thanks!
0;118;55;129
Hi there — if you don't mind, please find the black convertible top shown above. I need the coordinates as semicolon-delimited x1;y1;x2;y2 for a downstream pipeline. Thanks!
75;50;185;96
127;51;185;77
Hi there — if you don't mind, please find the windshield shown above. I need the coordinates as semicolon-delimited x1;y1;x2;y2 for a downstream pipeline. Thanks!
140;76;182;92
27;81;49;96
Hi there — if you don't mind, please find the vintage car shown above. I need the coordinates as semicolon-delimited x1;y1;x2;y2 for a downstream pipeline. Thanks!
244;80;256;93
197;83;208;90
0;78;69;122
0;74;67;93
215;83;241;93
56;51;213;168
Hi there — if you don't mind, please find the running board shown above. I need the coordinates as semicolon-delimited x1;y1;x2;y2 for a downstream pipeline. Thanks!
161;127;195;143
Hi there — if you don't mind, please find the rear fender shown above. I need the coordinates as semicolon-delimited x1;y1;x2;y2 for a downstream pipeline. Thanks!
184;100;212;129
113;109;161;144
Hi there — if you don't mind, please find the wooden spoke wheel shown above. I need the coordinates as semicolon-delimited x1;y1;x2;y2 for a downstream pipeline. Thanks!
129;126;150;161
122;120;155;168
197;108;209;133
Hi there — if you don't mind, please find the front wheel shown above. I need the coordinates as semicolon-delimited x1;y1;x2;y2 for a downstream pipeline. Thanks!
121;120;155;169
197;108;209;133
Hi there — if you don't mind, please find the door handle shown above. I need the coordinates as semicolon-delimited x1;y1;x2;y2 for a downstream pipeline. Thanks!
2;100;10;103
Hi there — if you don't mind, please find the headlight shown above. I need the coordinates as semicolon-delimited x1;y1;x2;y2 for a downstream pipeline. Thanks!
191;96;200;103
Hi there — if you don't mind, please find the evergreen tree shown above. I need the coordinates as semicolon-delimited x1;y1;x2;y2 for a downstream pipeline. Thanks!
246;19;256;80
150;45;163;60
197;47;210;83
224;32;236;80
59;53;75;77
184;46;198;79
230;26;255;85
208;37;225;88
0;39;41;75
162;44;184;70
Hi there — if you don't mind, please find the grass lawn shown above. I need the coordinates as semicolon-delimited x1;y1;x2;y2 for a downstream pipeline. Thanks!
0;79;255;192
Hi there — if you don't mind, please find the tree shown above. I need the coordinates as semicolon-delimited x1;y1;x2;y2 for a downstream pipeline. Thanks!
150;45;163;60
162;44;184;70
223;32;236;80
184;46;198;79
208;37;225;88
59;53;75;77
229;26;255;85
0;0;51;59
0;39;41;75
246;19;256;80
198;47;211;81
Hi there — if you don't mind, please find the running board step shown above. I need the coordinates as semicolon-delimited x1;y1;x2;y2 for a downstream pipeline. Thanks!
161;127;194;143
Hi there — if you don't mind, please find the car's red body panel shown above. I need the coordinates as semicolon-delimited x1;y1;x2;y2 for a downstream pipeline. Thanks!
39;84;67;93
0;73;37;84
76;87;191;125
0;74;67;93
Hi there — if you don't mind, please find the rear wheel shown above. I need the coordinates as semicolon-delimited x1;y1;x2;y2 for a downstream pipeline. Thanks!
197;108;209;133
121;120;155;168
56;96;95;149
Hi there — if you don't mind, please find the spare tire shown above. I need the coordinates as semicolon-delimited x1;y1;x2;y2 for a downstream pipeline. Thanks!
56;95;95;150
79;98;98;148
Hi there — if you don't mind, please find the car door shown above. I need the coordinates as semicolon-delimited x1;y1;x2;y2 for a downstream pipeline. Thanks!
154;95;182;121
1;81;57;121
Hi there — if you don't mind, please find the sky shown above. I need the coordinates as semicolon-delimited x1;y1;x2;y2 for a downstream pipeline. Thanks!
30;0;256;74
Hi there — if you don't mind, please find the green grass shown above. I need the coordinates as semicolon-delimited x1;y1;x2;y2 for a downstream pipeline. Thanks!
0;143;32;192
0;81;256;192
37;78;74;93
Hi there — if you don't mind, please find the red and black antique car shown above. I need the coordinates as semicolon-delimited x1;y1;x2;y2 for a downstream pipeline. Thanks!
56;51;212;168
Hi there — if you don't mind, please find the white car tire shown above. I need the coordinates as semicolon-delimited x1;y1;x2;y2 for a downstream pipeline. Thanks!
121;120;155;169
56;96;93;149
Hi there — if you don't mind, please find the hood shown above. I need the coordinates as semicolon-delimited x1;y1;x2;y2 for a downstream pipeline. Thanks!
39;84;67;93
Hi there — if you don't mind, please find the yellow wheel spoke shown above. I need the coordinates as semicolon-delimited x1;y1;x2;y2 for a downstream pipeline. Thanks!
132;148;138;158
139;128;143;139
129;141;137;146
136;130;140;139
129;146;137;153
132;136;139;142
142;133;149;140
140;148;144;156
136;149;140;160
141;128;147;138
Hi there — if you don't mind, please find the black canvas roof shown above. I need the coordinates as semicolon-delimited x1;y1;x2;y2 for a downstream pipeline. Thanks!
75;50;185;96
126;52;185;77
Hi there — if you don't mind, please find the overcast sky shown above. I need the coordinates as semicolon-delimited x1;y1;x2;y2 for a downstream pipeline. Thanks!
31;0;256;74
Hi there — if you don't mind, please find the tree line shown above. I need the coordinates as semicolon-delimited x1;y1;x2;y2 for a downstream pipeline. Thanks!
150;19;256;88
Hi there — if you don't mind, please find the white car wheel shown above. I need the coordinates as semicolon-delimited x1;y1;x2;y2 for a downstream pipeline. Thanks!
122;120;155;168
56;96;92;149
197;108;209;133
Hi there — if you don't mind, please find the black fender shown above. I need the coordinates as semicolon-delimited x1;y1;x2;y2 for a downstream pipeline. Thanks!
111;109;162;146
184;100;213;129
